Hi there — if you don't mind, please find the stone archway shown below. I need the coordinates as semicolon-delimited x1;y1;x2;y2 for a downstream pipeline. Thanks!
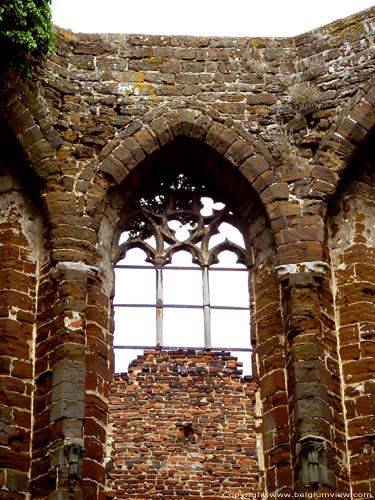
315;84;375;199
95;113;293;498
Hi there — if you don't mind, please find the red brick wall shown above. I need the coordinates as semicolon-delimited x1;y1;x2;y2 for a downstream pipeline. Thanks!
328;139;375;498
106;350;259;499
0;171;44;498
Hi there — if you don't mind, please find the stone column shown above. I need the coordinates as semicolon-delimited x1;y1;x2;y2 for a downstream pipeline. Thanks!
48;262;98;500
276;261;336;493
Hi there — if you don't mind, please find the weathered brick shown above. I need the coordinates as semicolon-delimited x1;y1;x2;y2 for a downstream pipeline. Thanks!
107;351;259;497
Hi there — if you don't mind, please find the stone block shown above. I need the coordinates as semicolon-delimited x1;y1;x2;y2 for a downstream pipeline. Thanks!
225;139;254;166
260;369;286;398
246;93;276;105
175;108;200;135
189;113;212;141
311;164;339;185
149;116;174;145
99;154;128;184
129;128;158;157
26;138;54;163
239;154;271;183
267;200;301;220
50;400;85;422
350;99;375;132
112;145;138;171
253;172;279;194
52;381;85;402
275;225;324;245
5;470;29;492
294;360;328;386
209;123;239;154
259;182;289;203
121;137;146;163
295;397;333;423
262;406;289;433
277;241;323;265
52;361;85;387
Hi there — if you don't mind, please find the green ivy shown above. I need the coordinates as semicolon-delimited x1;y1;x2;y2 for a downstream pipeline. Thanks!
0;0;54;77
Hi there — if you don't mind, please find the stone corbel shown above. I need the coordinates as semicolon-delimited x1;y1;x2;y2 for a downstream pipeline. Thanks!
64;442;84;480
50;261;99;283
298;436;336;489
276;261;330;287
52;439;84;481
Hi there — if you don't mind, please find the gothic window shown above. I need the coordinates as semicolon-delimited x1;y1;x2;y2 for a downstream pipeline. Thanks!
113;172;253;374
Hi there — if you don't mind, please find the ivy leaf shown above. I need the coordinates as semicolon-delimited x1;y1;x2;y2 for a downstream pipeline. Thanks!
0;0;55;78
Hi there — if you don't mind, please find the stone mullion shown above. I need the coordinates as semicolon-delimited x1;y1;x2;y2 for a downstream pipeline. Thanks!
47;262;98;500
278;266;336;493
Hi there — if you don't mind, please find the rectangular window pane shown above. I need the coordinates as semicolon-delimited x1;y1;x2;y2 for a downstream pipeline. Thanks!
211;309;250;348
115;268;155;304
163;307;204;347
114;306;155;346
163;269;203;305
209;269;249;307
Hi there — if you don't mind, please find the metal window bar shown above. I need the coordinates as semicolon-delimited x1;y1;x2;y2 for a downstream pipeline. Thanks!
114;304;249;310
113;345;252;352
156;267;163;346
115;264;248;272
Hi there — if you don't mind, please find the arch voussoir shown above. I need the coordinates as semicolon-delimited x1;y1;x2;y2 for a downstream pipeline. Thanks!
132;126;160;157
188;113;213;142
205;121;238;156
148;115;175;146
1;94;58;180
315;88;375;198
97;108;280;230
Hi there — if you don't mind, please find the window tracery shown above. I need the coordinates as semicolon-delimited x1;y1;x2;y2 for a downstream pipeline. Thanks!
113;173;253;373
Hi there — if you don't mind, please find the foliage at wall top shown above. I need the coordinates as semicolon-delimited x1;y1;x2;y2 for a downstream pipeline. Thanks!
0;0;54;77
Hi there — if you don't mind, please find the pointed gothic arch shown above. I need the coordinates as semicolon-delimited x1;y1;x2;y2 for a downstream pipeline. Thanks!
0;79;59;183
96;119;290;494
98;107;284;225
314;84;375;200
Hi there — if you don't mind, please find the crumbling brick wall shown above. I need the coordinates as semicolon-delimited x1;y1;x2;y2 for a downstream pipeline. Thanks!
107;350;259;500
0;123;46;499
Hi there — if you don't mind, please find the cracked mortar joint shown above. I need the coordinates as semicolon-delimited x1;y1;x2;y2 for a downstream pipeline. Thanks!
275;261;330;280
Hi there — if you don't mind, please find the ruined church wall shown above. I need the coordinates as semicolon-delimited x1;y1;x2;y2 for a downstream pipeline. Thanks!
0;5;375;499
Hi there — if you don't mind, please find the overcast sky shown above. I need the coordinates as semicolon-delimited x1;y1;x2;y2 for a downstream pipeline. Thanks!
51;0;375;37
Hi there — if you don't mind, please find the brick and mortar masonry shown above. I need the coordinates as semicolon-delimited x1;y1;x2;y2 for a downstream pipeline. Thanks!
107;351;259;500
0;5;375;499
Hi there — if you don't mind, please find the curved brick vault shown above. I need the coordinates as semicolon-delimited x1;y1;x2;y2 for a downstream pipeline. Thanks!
1;5;375;500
